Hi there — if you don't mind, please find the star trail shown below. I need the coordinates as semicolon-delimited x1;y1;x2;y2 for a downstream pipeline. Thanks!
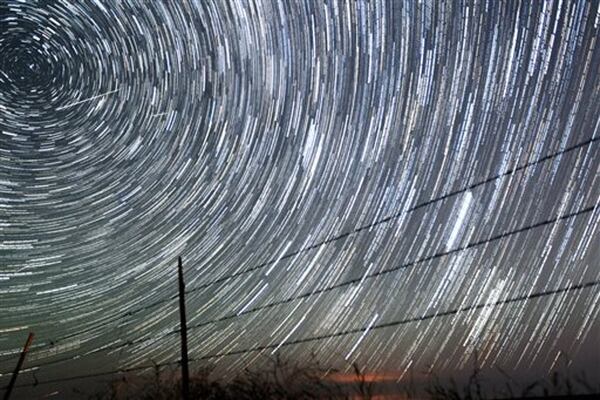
0;0;599;398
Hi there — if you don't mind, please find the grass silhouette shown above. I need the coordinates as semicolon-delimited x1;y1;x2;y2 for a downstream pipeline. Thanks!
85;356;599;400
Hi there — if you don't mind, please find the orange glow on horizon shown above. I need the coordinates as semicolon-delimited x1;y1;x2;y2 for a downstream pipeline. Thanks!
324;370;405;384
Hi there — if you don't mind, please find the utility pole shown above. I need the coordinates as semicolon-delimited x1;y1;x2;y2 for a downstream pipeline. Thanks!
177;256;190;400
3;332;34;400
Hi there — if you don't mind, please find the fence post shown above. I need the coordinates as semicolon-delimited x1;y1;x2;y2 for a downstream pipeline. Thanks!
3;332;34;400
177;256;190;400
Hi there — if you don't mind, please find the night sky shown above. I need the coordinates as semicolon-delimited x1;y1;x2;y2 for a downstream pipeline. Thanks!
1;0;599;398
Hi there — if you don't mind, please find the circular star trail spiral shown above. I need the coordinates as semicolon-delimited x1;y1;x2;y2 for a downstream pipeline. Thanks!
1;0;599;396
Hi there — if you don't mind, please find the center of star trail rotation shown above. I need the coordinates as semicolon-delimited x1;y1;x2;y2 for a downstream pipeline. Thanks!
0;0;599;398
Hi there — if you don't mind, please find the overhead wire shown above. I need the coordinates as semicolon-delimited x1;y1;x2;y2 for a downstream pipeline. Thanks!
2;278;598;390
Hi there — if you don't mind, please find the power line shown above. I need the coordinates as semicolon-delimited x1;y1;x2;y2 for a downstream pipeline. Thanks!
185;203;598;331
3;279;598;390
183;136;600;295
1;135;597;364
0;312;137;364
3;201;597;376
2;362;169;391
190;280;600;359
65;134;597;330
107;202;600;348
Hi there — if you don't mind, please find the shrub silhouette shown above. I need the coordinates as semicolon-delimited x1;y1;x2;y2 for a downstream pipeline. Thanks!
88;356;599;400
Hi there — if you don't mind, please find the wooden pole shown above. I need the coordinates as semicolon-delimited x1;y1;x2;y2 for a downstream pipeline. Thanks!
177;256;190;400
3;332;34;400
